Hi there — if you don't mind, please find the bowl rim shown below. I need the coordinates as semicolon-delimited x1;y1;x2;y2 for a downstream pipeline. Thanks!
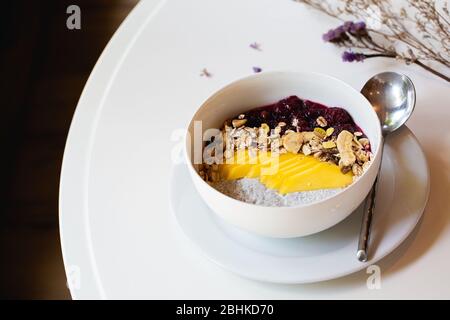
184;70;383;209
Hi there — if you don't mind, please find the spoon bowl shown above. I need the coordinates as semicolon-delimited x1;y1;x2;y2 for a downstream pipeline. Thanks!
361;72;416;135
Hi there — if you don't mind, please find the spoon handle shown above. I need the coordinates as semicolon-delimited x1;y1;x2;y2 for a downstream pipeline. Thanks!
357;142;384;262
357;176;379;262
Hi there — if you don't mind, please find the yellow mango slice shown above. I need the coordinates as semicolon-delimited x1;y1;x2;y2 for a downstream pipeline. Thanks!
219;151;353;194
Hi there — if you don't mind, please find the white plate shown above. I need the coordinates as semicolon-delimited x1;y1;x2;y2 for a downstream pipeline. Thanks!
170;126;429;284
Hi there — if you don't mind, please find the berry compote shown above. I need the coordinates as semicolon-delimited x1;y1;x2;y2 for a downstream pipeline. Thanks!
237;95;365;137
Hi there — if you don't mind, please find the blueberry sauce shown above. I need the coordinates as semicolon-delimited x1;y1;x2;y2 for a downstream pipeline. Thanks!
236;95;365;137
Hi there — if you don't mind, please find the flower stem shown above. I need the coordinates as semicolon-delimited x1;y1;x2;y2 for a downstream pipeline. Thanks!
413;60;450;83
364;54;450;82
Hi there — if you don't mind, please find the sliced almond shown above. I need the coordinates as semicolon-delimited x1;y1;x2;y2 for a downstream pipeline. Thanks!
302;144;312;155
337;130;356;169
316;116;327;127
282;132;303;154
352;163;363;176
362;161;371;171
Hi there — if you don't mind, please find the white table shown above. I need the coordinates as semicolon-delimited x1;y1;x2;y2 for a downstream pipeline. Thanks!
59;0;450;299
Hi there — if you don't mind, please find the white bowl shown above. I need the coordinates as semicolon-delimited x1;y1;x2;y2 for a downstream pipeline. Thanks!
184;71;382;238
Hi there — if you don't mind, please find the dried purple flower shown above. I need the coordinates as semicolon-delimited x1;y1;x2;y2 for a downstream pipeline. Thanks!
352;21;366;32
322;30;335;42
343;21;354;32
322;25;349;43
250;42;262;51
342;51;365;62
349;21;367;36
252;66;262;73
200;68;212;78
323;21;367;43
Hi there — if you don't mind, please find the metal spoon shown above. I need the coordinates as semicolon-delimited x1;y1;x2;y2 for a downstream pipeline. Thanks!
357;72;416;262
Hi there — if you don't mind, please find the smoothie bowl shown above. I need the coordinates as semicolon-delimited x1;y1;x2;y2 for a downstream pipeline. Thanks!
185;71;382;238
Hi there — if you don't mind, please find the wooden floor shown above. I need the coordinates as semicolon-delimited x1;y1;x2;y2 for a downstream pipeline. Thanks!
0;0;139;299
